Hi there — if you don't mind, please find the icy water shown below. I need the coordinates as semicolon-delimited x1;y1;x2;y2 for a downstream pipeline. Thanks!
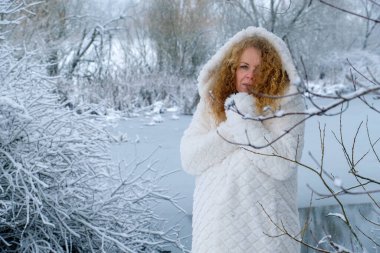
109;98;380;252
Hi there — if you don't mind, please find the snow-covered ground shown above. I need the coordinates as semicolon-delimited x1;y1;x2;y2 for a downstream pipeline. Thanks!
108;97;380;252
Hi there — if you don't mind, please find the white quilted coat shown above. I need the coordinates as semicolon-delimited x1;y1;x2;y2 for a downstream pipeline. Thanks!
180;27;305;253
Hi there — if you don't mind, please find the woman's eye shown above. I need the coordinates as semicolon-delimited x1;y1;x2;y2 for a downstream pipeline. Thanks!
240;65;248;69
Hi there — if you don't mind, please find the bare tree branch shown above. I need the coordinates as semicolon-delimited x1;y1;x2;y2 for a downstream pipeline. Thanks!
319;0;380;23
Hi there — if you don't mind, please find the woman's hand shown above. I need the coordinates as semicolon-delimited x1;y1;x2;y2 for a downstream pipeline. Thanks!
216;92;257;144
224;92;256;122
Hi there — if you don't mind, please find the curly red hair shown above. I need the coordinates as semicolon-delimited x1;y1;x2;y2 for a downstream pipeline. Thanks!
208;36;290;124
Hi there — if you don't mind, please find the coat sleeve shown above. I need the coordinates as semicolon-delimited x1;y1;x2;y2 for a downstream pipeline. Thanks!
180;99;238;176
227;92;305;181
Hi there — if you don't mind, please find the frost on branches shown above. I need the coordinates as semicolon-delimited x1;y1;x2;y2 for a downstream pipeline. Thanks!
0;20;184;253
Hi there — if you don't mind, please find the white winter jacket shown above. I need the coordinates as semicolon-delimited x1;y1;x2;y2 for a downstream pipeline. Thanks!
180;27;305;253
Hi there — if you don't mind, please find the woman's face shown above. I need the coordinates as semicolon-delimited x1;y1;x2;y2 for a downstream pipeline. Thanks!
235;47;262;93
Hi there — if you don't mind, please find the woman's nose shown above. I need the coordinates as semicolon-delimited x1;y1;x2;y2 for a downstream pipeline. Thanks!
245;72;253;80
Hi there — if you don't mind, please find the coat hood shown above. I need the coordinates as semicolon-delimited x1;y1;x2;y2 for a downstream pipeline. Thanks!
197;26;300;98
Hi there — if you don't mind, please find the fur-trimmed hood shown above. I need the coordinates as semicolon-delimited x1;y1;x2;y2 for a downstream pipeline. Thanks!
197;26;300;99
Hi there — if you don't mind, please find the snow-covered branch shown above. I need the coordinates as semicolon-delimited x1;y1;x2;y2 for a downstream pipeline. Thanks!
1;17;186;251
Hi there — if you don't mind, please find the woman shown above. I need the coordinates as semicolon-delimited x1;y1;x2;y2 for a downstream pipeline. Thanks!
180;27;305;252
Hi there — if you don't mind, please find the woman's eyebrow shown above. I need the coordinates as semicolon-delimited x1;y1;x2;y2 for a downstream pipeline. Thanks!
240;61;260;67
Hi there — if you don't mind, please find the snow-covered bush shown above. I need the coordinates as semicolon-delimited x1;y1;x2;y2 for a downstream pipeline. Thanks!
62;72;198;116
0;47;186;253
0;3;185;252
309;49;380;95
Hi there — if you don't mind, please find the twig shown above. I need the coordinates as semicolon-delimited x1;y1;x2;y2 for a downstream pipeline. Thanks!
319;0;380;23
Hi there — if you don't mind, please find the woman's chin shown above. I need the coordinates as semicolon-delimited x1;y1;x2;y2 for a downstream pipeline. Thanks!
237;86;251;93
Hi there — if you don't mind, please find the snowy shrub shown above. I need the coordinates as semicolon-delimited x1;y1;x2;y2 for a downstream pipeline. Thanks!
62;72;199;116
0;56;184;253
1;9;185;252
126;73;198;114
312;49;380;95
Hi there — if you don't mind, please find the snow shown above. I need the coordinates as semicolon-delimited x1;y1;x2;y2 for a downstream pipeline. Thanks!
144;114;165;126
167;106;179;112
306;80;354;96
152;101;165;114
274;109;284;117
171;114;180;120
334;177;343;188
318;235;354;253
104;108;122;122
327;212;347;222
